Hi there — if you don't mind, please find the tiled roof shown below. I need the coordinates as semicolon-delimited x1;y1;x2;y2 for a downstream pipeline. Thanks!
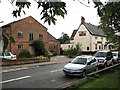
70;30;77;40
84;23;106;37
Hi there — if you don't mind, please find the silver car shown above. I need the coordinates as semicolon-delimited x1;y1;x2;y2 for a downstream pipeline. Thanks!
112;52;120;63
94;51;114;68
63;56;98;77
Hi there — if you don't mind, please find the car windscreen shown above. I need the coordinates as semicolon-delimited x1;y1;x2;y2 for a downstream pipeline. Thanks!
5;52;11;56
94;52;107;58
71;58;87;65
112;53;118;56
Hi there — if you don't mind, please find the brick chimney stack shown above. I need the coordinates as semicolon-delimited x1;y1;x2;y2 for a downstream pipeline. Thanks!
81;16;85;24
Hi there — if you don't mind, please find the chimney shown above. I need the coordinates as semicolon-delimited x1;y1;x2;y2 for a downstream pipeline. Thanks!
81;16;85;24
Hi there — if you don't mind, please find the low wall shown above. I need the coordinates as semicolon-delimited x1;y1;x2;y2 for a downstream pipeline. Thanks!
2;58;50;66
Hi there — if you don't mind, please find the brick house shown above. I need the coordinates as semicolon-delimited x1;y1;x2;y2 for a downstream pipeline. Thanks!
2;16;60;56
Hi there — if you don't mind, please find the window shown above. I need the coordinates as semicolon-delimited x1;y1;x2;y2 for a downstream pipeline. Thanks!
102;44;104;50
18;32;23;38
95;44;97;50
54;46;58;49
68;45;70;48
71;45;73;48
101;37;103;41
29;33;33;41
99;45;101;50
87;47;89;50
5;52;11;56
39;34;43;39
95;37;97;40
18;45;23;50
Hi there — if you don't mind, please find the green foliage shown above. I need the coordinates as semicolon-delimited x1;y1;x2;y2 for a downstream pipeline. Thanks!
58;32;70;44
32;39;48;56
64;43;82;58
11;1;67;25
95;2;120;50
18;50;31;59
2;32;16;53
36;56;47;59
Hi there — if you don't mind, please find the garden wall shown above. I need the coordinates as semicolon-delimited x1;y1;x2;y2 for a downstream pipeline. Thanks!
2;58;50;66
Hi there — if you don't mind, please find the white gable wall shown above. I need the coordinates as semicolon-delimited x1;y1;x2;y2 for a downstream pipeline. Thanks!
74;24;92;52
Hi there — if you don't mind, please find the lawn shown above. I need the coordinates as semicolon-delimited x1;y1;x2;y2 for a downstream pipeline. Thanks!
68;67;120;89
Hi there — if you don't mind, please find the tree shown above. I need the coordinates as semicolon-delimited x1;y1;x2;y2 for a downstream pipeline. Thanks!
94;2;120;50
9;0;67;25
58;32;70;44
2;32;15;53
32;39;48;56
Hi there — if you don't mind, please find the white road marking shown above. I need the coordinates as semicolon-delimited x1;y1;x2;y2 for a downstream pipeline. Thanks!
51;79;56;82
0;75;31;84
51;69;62;73
2;67;29;73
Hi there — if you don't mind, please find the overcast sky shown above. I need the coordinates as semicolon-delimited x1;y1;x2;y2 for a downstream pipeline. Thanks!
0;0;102;39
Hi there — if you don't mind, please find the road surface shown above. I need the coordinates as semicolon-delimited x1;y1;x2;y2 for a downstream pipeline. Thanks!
2;62;81;88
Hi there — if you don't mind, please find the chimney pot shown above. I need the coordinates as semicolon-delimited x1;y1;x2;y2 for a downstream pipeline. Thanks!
81;16;85;24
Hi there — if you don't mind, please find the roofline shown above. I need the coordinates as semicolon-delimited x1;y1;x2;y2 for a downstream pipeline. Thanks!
1;16;48;30
73;23;106;38
84;23;106;37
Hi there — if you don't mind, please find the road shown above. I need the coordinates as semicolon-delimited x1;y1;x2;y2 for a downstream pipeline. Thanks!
2;62;81;88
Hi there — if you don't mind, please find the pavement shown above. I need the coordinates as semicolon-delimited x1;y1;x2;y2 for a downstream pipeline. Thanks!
1;56;73;70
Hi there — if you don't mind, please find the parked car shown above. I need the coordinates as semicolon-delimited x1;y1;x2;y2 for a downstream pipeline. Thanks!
94;51;114;68
0;52;16;60
63;56;98;77
112;51;120;63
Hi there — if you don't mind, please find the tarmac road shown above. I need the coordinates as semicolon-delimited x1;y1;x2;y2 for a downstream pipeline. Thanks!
2;61;82;88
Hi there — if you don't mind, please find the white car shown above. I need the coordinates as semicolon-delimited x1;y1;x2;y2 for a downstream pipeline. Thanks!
63;56;98;77
1;52;16;60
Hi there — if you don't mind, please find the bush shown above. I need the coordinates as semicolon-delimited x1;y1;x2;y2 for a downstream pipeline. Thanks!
36;56;47;59
32;39;48;56
64;43;82;58
18;50;31;59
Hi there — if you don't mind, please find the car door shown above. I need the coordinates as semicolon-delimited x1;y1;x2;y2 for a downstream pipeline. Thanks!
90;58;97;71
86;58;95;73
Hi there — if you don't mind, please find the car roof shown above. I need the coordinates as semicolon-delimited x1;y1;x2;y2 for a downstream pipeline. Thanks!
112;51;118;53
76;55;94;59
97;51;111;53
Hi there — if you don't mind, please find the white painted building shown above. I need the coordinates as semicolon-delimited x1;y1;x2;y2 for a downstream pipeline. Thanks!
61;17;108;53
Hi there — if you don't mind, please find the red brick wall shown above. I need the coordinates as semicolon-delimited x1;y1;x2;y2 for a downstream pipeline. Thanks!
3;16;60;56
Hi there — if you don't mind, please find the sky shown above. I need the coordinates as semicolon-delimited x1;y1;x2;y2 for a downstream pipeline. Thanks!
0;0;101;39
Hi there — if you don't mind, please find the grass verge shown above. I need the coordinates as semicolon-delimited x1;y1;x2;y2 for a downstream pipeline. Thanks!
66;66;120;89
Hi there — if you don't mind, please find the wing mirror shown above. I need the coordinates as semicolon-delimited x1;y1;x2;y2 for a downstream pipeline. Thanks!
69;61;71;63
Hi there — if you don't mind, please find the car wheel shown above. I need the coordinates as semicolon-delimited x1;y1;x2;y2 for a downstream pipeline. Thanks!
82;70;86;78
111;61;113;66
95;66;99;71
104;63;107;68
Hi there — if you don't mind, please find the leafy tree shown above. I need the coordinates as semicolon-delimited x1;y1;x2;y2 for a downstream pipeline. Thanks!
2;32;15;53
94;2;120;50
1;0;67;53
32;39;48;56
58;32;70;44
10;0;67;25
